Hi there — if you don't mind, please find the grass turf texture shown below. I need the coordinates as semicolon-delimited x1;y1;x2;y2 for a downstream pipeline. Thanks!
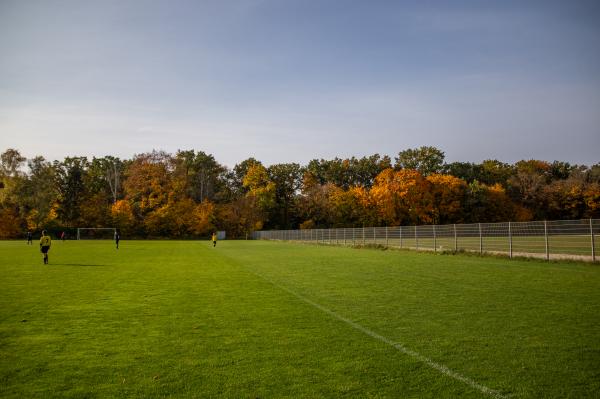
0;241;598;398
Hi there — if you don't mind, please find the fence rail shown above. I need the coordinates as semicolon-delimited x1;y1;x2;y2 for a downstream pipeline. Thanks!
253;219;599;262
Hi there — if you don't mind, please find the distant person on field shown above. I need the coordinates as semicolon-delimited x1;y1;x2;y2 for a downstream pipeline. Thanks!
212;232;217;247
27;231;33;245
61;231;66;242
39;230;52;265
114;230;120;249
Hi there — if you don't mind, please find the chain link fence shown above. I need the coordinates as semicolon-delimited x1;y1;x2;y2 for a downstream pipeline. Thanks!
253;219;599;262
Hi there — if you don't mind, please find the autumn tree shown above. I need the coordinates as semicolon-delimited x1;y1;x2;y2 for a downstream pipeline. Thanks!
111;200;135;234
479;160;514;186
370;168;431;225
465;181;531;223
240;163;276;231
425;174;467;224
297;172;335;228
0;149;27;237
228;157;262;198
123;151;173;235
507;160;552;219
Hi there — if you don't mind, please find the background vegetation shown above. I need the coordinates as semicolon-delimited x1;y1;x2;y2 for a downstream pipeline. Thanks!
1;147;598;238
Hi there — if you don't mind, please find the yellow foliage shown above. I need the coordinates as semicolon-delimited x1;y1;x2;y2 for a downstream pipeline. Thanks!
111;200;136;231
193;200;215;235
370;169;430;225
583;183;600;217
426;174;467;223
243;164;276;210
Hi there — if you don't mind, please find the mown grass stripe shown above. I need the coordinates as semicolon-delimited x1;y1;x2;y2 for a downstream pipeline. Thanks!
246;268;508;399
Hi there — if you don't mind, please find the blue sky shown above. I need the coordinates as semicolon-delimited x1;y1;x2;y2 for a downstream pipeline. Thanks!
1;0;599;167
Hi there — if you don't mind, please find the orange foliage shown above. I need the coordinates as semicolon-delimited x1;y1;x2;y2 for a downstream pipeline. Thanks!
0;207;22;239
193;200;216;235
370;169;430;225
111;200;136;233
426;174;467;223
583;183;600;218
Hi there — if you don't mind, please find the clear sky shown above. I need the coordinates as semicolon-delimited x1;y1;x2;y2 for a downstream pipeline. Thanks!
1;0;599;167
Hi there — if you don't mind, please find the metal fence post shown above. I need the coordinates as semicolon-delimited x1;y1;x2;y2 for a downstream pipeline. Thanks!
400;226;403;248
544;220;549;261
453;224;457;252
508;222;513;259
415;226;419;250
479;223;482;255
591;219;596;262
256;218;597;262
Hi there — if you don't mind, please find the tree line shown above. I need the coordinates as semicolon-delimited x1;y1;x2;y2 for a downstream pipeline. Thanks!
0;147;598;239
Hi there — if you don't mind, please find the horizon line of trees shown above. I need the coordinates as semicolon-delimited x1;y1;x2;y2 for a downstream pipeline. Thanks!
1;147;599;239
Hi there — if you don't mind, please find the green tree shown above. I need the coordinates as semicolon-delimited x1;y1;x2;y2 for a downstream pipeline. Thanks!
174;150;227;203
394;146;445;176
444;162;483;183
54;157;89;227
19;156;59;230
479;160;514;186
267;163;303;228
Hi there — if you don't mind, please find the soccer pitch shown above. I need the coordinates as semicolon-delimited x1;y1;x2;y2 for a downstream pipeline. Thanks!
1;241;599;398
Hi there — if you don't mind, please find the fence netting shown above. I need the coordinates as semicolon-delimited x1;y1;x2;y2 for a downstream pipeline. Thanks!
253;219;599;262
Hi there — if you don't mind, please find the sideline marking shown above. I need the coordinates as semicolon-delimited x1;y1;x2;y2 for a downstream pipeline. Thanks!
249;270;508;399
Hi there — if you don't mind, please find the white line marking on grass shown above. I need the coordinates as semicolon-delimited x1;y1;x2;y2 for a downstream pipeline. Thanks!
250;271;508;399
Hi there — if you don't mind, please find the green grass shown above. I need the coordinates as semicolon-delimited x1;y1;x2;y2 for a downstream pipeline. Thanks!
1;240;599;398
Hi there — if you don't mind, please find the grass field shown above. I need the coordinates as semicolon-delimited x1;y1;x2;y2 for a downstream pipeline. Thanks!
1;240;599;398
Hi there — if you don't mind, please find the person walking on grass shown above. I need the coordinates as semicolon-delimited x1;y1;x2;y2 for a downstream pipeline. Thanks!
114;229;120;249
39;230;51;264
212;232;217;247
27;231;33;245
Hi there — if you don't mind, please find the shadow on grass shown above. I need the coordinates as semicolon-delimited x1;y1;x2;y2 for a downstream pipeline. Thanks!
52;263;106;267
